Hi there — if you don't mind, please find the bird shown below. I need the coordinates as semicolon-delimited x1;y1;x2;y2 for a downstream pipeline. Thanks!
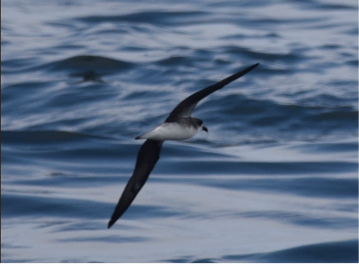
108;63;259;228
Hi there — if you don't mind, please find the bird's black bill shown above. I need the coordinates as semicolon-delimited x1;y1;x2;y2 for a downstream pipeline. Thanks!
202;126;208;132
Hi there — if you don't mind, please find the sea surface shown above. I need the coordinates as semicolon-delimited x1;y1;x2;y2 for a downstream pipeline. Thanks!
1;0;358;262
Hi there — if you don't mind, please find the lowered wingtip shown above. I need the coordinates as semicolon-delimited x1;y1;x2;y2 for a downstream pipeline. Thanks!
108;219;115;229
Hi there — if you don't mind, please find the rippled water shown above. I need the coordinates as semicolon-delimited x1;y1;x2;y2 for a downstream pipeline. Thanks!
1;0;358;262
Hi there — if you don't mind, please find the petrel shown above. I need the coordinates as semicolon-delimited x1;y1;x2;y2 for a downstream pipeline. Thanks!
108;63;259;228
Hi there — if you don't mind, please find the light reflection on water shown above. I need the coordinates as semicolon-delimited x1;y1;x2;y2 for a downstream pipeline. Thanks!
1;0;358;262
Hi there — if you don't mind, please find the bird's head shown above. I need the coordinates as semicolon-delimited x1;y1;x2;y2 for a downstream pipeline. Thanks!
194;118;208;133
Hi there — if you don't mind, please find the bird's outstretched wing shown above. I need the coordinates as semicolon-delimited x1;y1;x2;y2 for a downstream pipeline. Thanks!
108;139;163;228
165;63;259;122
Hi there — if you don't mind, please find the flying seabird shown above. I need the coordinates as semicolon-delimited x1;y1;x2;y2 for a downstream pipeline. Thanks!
108;63;259;228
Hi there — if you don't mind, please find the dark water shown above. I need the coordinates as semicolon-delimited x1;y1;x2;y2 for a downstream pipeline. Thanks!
1;0;358;262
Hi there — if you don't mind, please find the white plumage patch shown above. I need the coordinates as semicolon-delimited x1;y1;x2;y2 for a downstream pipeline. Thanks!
137;122;200;141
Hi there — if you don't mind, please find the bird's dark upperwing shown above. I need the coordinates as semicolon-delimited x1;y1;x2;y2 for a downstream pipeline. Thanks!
165;63;259;122
108;139;163;228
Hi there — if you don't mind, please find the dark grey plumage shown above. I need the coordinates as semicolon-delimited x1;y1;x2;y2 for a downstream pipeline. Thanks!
108;140;163;228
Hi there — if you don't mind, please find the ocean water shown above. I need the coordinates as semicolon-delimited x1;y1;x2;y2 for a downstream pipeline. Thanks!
1;0;358;262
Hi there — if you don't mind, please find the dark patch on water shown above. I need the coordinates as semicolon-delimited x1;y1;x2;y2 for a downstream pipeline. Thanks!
222;239;359;263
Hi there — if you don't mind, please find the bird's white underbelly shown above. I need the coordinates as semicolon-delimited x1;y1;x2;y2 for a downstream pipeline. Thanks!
138;122;199;141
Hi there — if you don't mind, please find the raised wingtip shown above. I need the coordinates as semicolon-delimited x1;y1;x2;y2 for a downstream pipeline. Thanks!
240;62;259;76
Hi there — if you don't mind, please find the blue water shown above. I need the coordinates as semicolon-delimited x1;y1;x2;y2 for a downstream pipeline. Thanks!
1;0;358;262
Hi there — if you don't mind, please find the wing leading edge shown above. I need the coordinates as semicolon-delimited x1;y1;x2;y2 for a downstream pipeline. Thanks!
165;63;259;122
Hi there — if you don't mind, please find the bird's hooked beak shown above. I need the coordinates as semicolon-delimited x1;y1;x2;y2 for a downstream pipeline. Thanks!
202;125;208;133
